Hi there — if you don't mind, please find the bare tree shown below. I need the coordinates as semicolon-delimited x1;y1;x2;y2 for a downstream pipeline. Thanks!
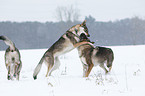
55;5;80;22
55;6;65;22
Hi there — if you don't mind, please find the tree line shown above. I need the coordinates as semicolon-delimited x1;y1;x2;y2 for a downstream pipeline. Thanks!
0;16;145;50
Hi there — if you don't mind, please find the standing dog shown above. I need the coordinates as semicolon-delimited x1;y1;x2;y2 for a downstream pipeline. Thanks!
74;33;114;77
33;20;90;80
0;36;22;80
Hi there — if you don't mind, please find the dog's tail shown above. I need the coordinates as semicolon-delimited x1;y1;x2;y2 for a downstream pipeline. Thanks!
33;56;45;80
0;35;15;50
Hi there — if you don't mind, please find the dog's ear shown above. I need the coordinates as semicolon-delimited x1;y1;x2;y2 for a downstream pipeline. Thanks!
0;36;6;40
81;20;86;26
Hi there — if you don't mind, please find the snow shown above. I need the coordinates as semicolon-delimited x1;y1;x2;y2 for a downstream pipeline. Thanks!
0;45;145;96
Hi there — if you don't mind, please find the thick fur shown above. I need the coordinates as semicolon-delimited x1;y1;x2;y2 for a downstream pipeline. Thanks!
74;34;114;77
33;20;90;80
0;36;22;80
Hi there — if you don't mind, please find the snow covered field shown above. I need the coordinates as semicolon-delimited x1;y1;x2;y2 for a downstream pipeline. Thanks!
0;45;145;96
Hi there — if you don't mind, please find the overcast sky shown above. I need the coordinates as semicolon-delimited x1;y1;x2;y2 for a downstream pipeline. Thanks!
0;0;145;22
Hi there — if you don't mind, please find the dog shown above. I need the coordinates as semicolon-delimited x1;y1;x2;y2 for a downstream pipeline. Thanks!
74;33;114;77
33;20;90;80
0;36;22;80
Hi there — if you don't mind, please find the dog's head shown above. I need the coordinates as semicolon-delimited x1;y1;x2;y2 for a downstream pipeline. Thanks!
68;20;90;37
79;33;94;44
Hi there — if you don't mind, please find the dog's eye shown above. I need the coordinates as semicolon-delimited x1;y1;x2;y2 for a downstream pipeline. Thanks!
84;28;88;32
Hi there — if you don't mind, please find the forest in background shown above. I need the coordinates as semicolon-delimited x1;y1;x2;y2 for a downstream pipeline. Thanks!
0;16;145;50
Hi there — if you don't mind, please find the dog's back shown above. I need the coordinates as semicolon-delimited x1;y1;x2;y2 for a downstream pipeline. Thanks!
93;46;114;68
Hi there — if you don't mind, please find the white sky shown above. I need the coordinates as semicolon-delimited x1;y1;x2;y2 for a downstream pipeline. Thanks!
0;0;145;22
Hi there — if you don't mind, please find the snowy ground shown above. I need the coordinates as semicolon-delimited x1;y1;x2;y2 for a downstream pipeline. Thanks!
0;45;145;96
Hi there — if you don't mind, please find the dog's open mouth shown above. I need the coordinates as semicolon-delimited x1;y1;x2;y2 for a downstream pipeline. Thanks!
80;33;94;44
80;33;89;41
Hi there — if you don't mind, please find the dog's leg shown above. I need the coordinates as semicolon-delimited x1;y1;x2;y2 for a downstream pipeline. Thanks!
16;62;22;80
6;64;11;80
107;57;113;72
47;57;60;77
45;63;54;77
16;63;22;81
14;63;18;78
46;64;51;77
85;63;94;77
45;63;53;77
16;71;20;80
45;55;54;77
109;66;112;72
99;63;109;74
54;57;61;71
82;63;88;77
107;49;114;72
14;62;20;76
107;60;113;72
